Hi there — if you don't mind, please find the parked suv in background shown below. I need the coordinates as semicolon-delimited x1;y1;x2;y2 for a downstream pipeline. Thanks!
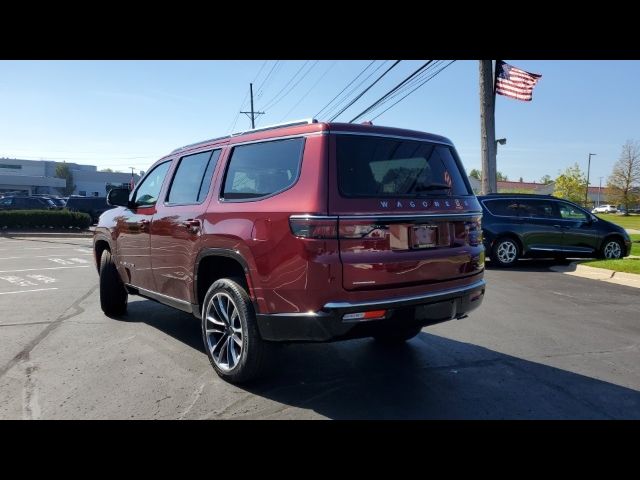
0;196;60;210
65;196;112;223
478;194;631;267
94;120;486;383
591;204;617;214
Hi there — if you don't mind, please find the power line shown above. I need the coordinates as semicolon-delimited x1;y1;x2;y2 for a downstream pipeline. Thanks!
314;60;376;118
328;60;402;122
349;60;433;123
260;60;318;115
320;61;388;121
370;60;457;121
259;61;309;111
255;60;280;100
279;61;337;121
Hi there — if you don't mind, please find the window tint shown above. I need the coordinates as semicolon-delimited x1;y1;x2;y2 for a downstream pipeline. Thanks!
337;135;470;197
166;150;220;205
483;199;521;216
559;203;587;221
222;138;304;200
0;198;12;206
518;200;558;218
133;161;171;208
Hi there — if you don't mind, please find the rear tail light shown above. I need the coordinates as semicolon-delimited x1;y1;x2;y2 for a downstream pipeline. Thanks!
289;216;338;239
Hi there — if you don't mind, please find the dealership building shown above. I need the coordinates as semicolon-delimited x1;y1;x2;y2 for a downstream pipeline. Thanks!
0;158;141;196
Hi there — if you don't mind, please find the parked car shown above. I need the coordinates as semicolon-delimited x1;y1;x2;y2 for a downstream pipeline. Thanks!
0;196;60;210
65;196;112;223
94;119;486;383
478;194;631;267
30;194;67;207
592;204;617;214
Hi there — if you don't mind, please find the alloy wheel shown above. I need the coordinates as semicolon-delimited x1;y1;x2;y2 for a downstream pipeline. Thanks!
204;292;243;371
497;240;518;264
603;241;622;259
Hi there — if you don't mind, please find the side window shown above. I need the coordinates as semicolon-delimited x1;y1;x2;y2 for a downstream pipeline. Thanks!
15;198;28;208
133;161;172;208
166;150;221;205
0;198;12;206
484;199;520;216
559;203;587;221
518;200;558;218
222;138;304;200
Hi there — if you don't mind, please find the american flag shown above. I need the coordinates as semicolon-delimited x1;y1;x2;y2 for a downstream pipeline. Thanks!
495;60;542;101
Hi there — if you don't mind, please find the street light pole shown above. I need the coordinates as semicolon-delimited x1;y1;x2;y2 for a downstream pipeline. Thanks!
584;153;596;207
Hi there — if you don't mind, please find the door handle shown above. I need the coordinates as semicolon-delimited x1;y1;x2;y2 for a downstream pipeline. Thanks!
138;219;150;231
182;219;201;233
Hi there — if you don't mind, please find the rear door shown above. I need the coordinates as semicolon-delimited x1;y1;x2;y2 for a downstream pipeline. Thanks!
150;148;222;302
516;199;564;253
556;201;598;254
329;133;483;291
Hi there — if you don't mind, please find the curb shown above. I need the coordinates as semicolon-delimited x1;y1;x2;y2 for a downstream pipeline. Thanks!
551;262;640;289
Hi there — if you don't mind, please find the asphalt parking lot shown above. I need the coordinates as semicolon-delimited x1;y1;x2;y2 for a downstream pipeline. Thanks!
0;235;638;419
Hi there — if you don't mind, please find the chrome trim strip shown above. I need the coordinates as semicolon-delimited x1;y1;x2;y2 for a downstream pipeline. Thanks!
331;130;454;147
324;279;486;310
289;214;338;220
126;284;193;313
339;212;482;220
529;247;592;253
231;118;317;136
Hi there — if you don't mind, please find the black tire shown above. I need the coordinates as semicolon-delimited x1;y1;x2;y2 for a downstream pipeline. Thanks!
599;238;624;259
490;237;520;267
373;325;422;345
201;278;269;384
99;249;128;317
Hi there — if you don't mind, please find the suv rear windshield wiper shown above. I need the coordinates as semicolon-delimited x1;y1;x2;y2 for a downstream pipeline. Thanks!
415;183;452;191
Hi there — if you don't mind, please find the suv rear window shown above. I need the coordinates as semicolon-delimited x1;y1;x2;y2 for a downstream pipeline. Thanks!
336;135;471;197
222;138;304;200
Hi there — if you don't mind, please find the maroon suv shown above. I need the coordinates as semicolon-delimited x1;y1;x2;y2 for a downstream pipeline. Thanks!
94;119;485;383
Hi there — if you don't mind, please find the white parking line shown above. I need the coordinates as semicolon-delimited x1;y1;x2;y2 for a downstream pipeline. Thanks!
0;266;90;273
0;253;93;260
0;288;59;295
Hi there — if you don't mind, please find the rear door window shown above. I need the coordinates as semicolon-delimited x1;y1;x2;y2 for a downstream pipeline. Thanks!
166;150;221;205
336;135;470;197
222;138;304;200
518;200;559;218
483;199;521;216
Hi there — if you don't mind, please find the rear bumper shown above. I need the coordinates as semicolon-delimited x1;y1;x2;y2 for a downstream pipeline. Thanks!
256;279;486;342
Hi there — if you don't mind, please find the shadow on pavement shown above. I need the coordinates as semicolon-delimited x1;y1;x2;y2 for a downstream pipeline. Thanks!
486;258;576;272
122;299;640;419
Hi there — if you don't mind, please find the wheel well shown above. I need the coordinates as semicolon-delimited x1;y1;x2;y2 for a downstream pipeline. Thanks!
94;240;110;272
494;233;523;254
196;256;249;308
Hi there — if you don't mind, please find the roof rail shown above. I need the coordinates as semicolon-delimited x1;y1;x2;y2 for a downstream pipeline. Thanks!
231;118;318;137
171;135;231;154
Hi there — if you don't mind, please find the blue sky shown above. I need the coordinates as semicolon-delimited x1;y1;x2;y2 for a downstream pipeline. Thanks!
1;60;638;186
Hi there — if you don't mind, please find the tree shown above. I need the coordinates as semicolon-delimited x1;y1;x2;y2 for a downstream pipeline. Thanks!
55;163;76;196
100;168;114;173
519;177;524;183
539;174;552;184
553;163;587;205
496;171;508;182
607;140;640;215
469;169;481;180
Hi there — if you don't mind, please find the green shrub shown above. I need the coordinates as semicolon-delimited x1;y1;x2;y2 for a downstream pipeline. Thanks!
0;210;92;229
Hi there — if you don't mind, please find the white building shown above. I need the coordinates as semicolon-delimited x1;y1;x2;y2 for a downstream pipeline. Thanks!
0;158;140;196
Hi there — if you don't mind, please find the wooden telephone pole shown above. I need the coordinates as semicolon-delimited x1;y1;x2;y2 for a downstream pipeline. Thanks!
480;60;497;194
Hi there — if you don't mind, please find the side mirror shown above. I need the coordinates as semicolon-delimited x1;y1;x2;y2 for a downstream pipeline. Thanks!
107;188;131;207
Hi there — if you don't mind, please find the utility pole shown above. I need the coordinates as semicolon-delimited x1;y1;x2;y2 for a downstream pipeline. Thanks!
584;153;596;206
240;83;265;129
480;60;497;194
